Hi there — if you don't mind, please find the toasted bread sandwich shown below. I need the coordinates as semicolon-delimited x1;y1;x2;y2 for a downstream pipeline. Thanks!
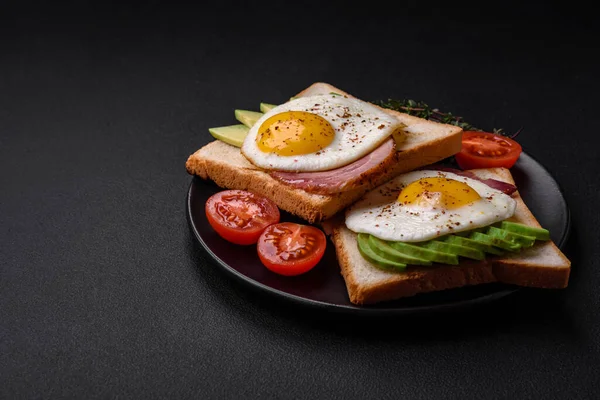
186;82;463;224
328;166;571;305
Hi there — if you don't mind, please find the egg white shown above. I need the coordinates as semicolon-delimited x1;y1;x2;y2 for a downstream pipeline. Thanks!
240;94;403;172
345;170;517;242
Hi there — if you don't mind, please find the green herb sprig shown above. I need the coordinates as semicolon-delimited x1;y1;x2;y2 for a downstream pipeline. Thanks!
372;98;520;138
373;97;523;167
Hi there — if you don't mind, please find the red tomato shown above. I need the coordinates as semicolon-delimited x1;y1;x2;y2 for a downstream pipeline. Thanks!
455;131;523;170
257;222;327;276
205;190;280;245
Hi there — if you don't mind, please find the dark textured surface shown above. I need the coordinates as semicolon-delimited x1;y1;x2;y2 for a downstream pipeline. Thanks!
1;2;599;399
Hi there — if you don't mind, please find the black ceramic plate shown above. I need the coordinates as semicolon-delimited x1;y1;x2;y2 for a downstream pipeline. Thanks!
187;152;570;315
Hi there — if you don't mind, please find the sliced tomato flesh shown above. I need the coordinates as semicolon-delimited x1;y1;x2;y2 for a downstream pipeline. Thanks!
455;131;522;170
205;190;280;245
257;222;327;276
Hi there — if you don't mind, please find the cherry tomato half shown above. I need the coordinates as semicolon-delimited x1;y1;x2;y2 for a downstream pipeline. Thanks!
455;131;523;170
205;190;280;245
257;222;327;276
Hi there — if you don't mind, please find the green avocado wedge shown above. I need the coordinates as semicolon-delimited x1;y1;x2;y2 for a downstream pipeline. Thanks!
357;233;407;271
470;232;521;252
443;235;504;256
388;239;459;265
487;226;536;248
421;240;486;260
259;103;278;113
367;235;432;266
208;124;249;147
234;109;263;128
354;221;552;269
499;221;550;241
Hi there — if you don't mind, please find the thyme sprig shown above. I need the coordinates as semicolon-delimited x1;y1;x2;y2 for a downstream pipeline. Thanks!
373;98;521;138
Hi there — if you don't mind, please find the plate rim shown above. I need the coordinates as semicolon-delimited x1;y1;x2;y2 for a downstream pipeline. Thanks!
186;151;571;316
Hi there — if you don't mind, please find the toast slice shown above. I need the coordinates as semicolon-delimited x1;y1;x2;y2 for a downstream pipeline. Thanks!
185;82;463;224
330;167;571;305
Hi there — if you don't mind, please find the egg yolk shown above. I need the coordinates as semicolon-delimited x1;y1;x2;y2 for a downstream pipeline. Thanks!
398;177;481;209
256;111;335;156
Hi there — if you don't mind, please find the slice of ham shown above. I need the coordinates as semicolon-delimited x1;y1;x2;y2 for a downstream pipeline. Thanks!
268;141;517;196
269;138;396;194
421;165;518;195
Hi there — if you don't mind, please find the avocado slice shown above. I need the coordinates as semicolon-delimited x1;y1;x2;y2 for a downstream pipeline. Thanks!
260;103;278;113
421;240;486;260
470;232;521;252
500;221;550;241
388;239;459;265
357;233;406;271
443;235;504;256
368;236;432;266
234;109;263;128
208;124;249;147
453;226;487;237
487;226;536;248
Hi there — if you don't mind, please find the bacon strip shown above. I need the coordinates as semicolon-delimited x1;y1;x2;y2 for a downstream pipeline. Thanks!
421;165;518;195
269;139;396;194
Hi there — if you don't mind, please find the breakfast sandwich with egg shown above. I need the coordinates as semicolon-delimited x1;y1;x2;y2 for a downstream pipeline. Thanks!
186;82;463;224
329;166;571;305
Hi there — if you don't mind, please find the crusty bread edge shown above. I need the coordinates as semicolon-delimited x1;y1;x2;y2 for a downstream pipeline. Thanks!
492;248;570;289
330;167;571;305
185;142;357;224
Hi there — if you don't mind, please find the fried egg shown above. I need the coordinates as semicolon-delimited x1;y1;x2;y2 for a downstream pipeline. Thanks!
240;94;404;172
345;170;517;242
